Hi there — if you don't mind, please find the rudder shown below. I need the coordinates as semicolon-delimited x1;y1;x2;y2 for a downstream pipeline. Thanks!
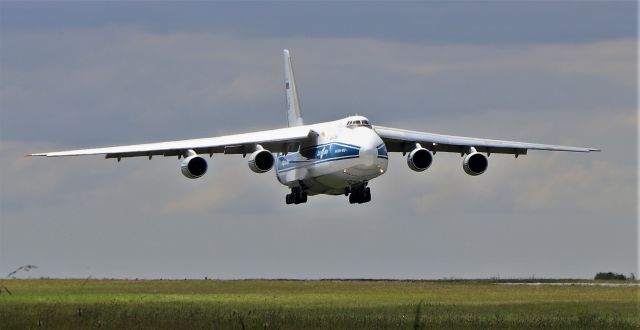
283;49;304;127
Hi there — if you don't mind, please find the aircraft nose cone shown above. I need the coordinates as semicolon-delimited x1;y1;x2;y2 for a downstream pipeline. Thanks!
359;141;378;167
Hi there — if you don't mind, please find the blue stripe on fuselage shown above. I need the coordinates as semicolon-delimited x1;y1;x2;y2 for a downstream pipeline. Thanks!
300;141;360;152
299;142;360;160
277;142;361;173
276;155;360;173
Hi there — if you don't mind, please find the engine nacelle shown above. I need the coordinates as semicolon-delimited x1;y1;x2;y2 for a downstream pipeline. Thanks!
248;149;274;173
181;155;208;179
407;147;433;172
463;152;488;176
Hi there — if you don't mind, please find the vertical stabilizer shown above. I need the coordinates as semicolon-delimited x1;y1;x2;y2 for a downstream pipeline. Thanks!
284;49;304;127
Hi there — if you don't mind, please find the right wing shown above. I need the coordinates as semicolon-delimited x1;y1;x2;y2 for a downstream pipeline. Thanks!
28;126;314;159
373;125;599;155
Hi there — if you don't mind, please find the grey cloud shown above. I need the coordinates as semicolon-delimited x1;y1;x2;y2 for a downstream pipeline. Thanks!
1;30;635;147
1;2;635;45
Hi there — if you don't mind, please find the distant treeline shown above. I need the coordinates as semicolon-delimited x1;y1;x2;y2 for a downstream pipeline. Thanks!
594;272;635;281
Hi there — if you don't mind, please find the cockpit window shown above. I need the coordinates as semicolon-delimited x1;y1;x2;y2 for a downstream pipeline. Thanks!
347;119;372;128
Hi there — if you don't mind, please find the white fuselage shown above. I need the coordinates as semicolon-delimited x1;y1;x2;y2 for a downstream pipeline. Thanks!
275;117;388;195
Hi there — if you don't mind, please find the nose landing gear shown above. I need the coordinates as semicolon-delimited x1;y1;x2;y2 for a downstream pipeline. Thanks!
285;187;307;205
348;184;371;204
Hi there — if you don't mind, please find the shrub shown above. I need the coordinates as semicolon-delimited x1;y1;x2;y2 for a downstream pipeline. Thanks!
594;272;627;280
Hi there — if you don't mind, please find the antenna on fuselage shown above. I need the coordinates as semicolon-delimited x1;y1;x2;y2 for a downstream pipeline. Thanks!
284;49;304;127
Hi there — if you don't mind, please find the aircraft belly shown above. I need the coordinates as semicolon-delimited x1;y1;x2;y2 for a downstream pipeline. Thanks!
277;158;387;195
277;156;357;188
304;158;360;194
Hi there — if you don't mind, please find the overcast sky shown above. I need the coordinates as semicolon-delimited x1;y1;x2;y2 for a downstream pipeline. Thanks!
0;2;637;279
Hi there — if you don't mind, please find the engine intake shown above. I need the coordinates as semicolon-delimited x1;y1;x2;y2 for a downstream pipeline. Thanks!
463;152;488;176
407;147;433;172
181;155;208;179
248;149;274;173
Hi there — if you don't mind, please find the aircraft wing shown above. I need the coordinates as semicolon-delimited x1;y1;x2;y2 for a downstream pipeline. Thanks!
373;125;599;155
28;126;314;159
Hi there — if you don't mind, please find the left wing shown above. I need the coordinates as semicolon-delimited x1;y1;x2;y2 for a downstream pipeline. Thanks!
28;126;314;159
373;126;599;155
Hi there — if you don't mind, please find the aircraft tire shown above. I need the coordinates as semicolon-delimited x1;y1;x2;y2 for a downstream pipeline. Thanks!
348;193;356;204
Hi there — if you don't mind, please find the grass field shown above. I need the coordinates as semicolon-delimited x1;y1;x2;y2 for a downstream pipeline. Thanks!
0;279;638;329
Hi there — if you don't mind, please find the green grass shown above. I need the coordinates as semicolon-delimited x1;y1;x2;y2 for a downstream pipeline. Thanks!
0;279;638;329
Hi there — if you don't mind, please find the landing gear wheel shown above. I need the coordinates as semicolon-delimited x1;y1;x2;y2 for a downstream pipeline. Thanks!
349;193;356;204
348;185;372;204
286;187;308;205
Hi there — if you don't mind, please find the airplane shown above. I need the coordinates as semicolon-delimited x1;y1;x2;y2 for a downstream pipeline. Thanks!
29;49;599;205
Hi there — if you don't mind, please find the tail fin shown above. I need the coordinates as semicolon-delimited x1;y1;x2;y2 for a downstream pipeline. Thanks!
283;49;304;127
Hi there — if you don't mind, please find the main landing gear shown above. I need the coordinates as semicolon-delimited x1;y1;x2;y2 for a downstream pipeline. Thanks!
285;186;307;205
347;184;371;204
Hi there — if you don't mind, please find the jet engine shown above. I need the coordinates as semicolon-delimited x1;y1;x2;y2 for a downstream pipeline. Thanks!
463;152;488;176
181;154;208;179
248;149;275;173
407;147;433;172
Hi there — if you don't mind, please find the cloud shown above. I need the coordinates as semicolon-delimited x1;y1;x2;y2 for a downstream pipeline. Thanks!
158;161;249;215
1;2;635;45
390;40;636;88
1;29;635;144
